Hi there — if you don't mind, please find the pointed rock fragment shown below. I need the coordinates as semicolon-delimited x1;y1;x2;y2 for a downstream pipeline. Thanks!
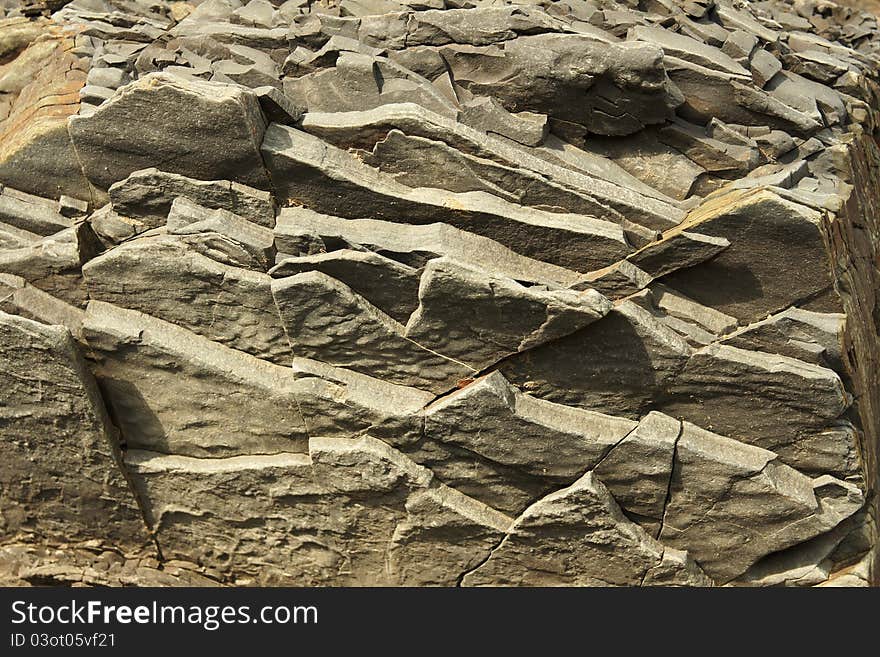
82;234;290;364
405;258;611;370
270;249;421;324
594;411;681;536
389;486;513;586
659;421;863;582
424;371;636;481
500;300;692;417
167;197;276;271
462;472;709;586
663;343;850;473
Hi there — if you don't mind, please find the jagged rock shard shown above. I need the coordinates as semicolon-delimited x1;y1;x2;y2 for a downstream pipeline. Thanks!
270;249;422;324
660;421;863;583
0;311;148;551
663;343;850;474
271;270;473;394
594;411;681;536
626;231;730;279
69;72;271;193
87;204;149;247
720;307;845;371
573;260;654;299
388;486;513;587
405;258;612;370
166;197;276;271
500;300;692;417
462;472;710;586
82;300;308;458
289;356;431;448
415;371;636;513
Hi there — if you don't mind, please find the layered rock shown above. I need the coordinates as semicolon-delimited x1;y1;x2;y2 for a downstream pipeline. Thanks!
125;436;513;586
0;311;149;552
1;0;879;588
82;233;290;364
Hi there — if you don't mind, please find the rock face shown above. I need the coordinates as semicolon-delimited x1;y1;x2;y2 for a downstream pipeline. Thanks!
0;17;90;200
0;311;149;552
1;0;880;588
68;71;271;194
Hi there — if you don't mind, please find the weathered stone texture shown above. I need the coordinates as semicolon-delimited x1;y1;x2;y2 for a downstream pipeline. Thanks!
0;311;149;552
1;0;879;587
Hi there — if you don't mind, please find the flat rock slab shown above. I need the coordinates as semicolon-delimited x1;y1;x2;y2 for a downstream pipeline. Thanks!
0;224;100;308
0;27;91;201
630;24;750;76
261;124;631;272
360;130;661;244
440;34;683;137
0;188;72;236
301;103;684;230
275;206;581;286
1;0;877;589
0;273;84;339
126;436;508;586
270;249;422;324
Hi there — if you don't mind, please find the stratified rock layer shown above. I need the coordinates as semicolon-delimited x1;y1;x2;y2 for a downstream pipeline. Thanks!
1;0;879;587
